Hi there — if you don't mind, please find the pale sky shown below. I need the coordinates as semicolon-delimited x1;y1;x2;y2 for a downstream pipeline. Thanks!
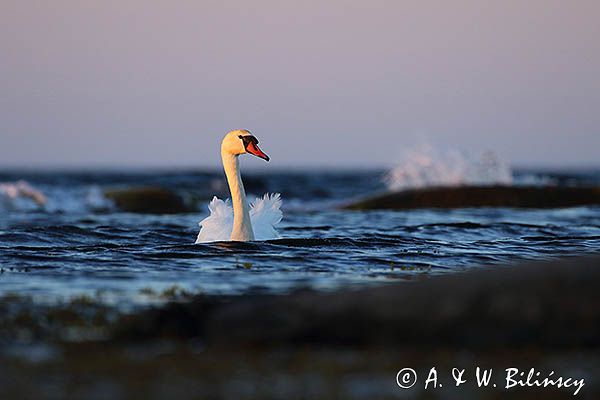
1;0;599;168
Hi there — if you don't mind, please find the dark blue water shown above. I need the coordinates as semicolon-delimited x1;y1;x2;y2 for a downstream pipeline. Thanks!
1;169;599;305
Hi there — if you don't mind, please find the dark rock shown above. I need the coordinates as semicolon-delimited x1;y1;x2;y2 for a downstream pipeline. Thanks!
112;295;223;341
206;255;600;348
2;256;600;399
104;186;190;214
341;185;600;210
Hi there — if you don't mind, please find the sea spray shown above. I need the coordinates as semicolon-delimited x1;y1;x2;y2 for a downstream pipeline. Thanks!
385;145;513;191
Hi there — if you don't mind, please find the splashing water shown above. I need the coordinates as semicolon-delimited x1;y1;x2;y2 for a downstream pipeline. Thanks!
385;145;513;191
0;180;47;208
0;180;118;213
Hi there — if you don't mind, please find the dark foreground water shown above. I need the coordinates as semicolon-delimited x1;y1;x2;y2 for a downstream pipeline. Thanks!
1;168;599;305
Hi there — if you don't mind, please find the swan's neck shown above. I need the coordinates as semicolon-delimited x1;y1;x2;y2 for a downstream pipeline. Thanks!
222;152;255;241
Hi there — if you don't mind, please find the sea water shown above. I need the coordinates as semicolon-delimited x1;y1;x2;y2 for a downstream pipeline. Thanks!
1;167;599;305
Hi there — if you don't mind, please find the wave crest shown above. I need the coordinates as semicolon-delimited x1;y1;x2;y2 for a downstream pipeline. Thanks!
385;145;513;191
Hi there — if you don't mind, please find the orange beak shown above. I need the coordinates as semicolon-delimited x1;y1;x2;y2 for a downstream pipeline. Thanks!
246;141;270;161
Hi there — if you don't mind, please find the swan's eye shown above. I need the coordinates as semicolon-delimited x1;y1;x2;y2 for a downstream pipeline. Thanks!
239;135;259;148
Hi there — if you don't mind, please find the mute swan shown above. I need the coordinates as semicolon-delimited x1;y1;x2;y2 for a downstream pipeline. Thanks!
196;130;282;243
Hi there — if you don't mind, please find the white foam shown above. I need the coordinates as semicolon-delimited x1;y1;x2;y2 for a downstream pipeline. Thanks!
385;145;513;191
0;181;117;213
0;180;47;207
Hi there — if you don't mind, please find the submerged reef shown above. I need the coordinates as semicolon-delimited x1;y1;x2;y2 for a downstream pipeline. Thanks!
343;185;600;210
104;187;190;213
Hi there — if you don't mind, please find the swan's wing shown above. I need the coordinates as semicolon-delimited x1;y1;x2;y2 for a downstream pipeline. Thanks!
250;193;283;241
196;197;233;243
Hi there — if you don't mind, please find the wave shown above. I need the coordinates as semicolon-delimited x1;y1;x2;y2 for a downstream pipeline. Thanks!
0;180;47;208
384;145;513;191
0;181;115;213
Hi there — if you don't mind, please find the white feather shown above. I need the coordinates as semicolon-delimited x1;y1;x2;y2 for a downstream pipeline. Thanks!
196;193;282;243
250;193;283;240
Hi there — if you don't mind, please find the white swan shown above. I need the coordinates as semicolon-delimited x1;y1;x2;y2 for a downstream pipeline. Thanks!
196;130;283;243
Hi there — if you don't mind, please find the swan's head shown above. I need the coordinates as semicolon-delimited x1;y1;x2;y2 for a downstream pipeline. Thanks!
221;129;270;161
